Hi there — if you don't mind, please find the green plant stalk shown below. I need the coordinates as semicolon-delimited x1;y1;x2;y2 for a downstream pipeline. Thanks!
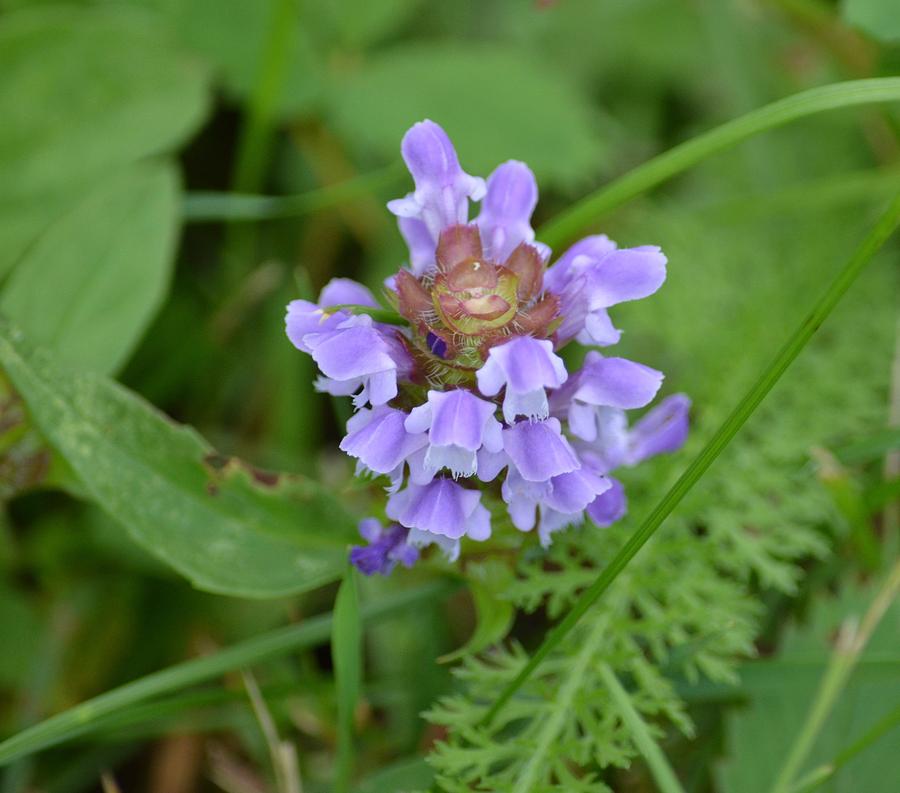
538;79;900;249
770;558;900;793
788;703;900;793
333;567;362;793
230;0;298;194
183;162;405;223
598;664;687;793
0;580;455;766
481;191;900;728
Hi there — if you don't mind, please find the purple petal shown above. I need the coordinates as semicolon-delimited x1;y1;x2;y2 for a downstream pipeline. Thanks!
476;447;509;482
476;161;539;262
544;235;617;294
387;120;486;239
319;278;378;309
358;517;383;542
465;503;492;541
583;246;667;308
477;337;568;423
586;477;627;527
397;216;436;276
306;317;395;381
427;389;498;451
340;407;427;474
387;479;482;539
574;353;664;410
576;309;622;347
503;418;580;482
546;466;611;514
285;299;345;354
625;394;691;465
501;469;547;531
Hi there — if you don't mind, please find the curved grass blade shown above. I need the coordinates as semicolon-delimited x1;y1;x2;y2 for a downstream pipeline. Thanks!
539;78;900;248
0;580;456;767
789;703;900;793
770;559;900;793
481;191;900;727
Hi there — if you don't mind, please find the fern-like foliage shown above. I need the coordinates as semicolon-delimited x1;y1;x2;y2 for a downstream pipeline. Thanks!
423;197;896;792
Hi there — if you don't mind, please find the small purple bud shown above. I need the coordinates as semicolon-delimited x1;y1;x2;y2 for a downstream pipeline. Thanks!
427;331;449;359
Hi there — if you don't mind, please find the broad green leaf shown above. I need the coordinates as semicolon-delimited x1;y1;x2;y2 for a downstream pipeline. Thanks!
0;320;357;598
0;4;210;276
843;0;900;42
1;162;180;375
314;0;423;48
327;44;606;188
333;566;362;793
718;583;900;793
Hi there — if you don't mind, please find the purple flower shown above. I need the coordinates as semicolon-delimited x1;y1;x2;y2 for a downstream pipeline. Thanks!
285;278;378;354
477;336;568;423
475;161;546;262
284;119;690;568
544;237;667;346
339;406;428;488
305;315;402;408
388;120;486;247
552;352;664;442
350;518;419;576
500;461;610;538
405;389;503;478
387;479;491;547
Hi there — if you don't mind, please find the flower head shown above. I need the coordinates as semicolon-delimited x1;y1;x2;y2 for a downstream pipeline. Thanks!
284;120;690;573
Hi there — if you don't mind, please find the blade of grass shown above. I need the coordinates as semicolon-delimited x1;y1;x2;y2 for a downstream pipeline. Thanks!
598;664;687;793
770;558;900;793
230;0;298;193
183;163;404;223
538;78;900;249
332;567;362;793
241;670;299;793
481;191;900;728
788;702;900;793
0;579;456;767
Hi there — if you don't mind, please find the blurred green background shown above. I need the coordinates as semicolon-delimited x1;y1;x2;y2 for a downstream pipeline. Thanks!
0;0;898;791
